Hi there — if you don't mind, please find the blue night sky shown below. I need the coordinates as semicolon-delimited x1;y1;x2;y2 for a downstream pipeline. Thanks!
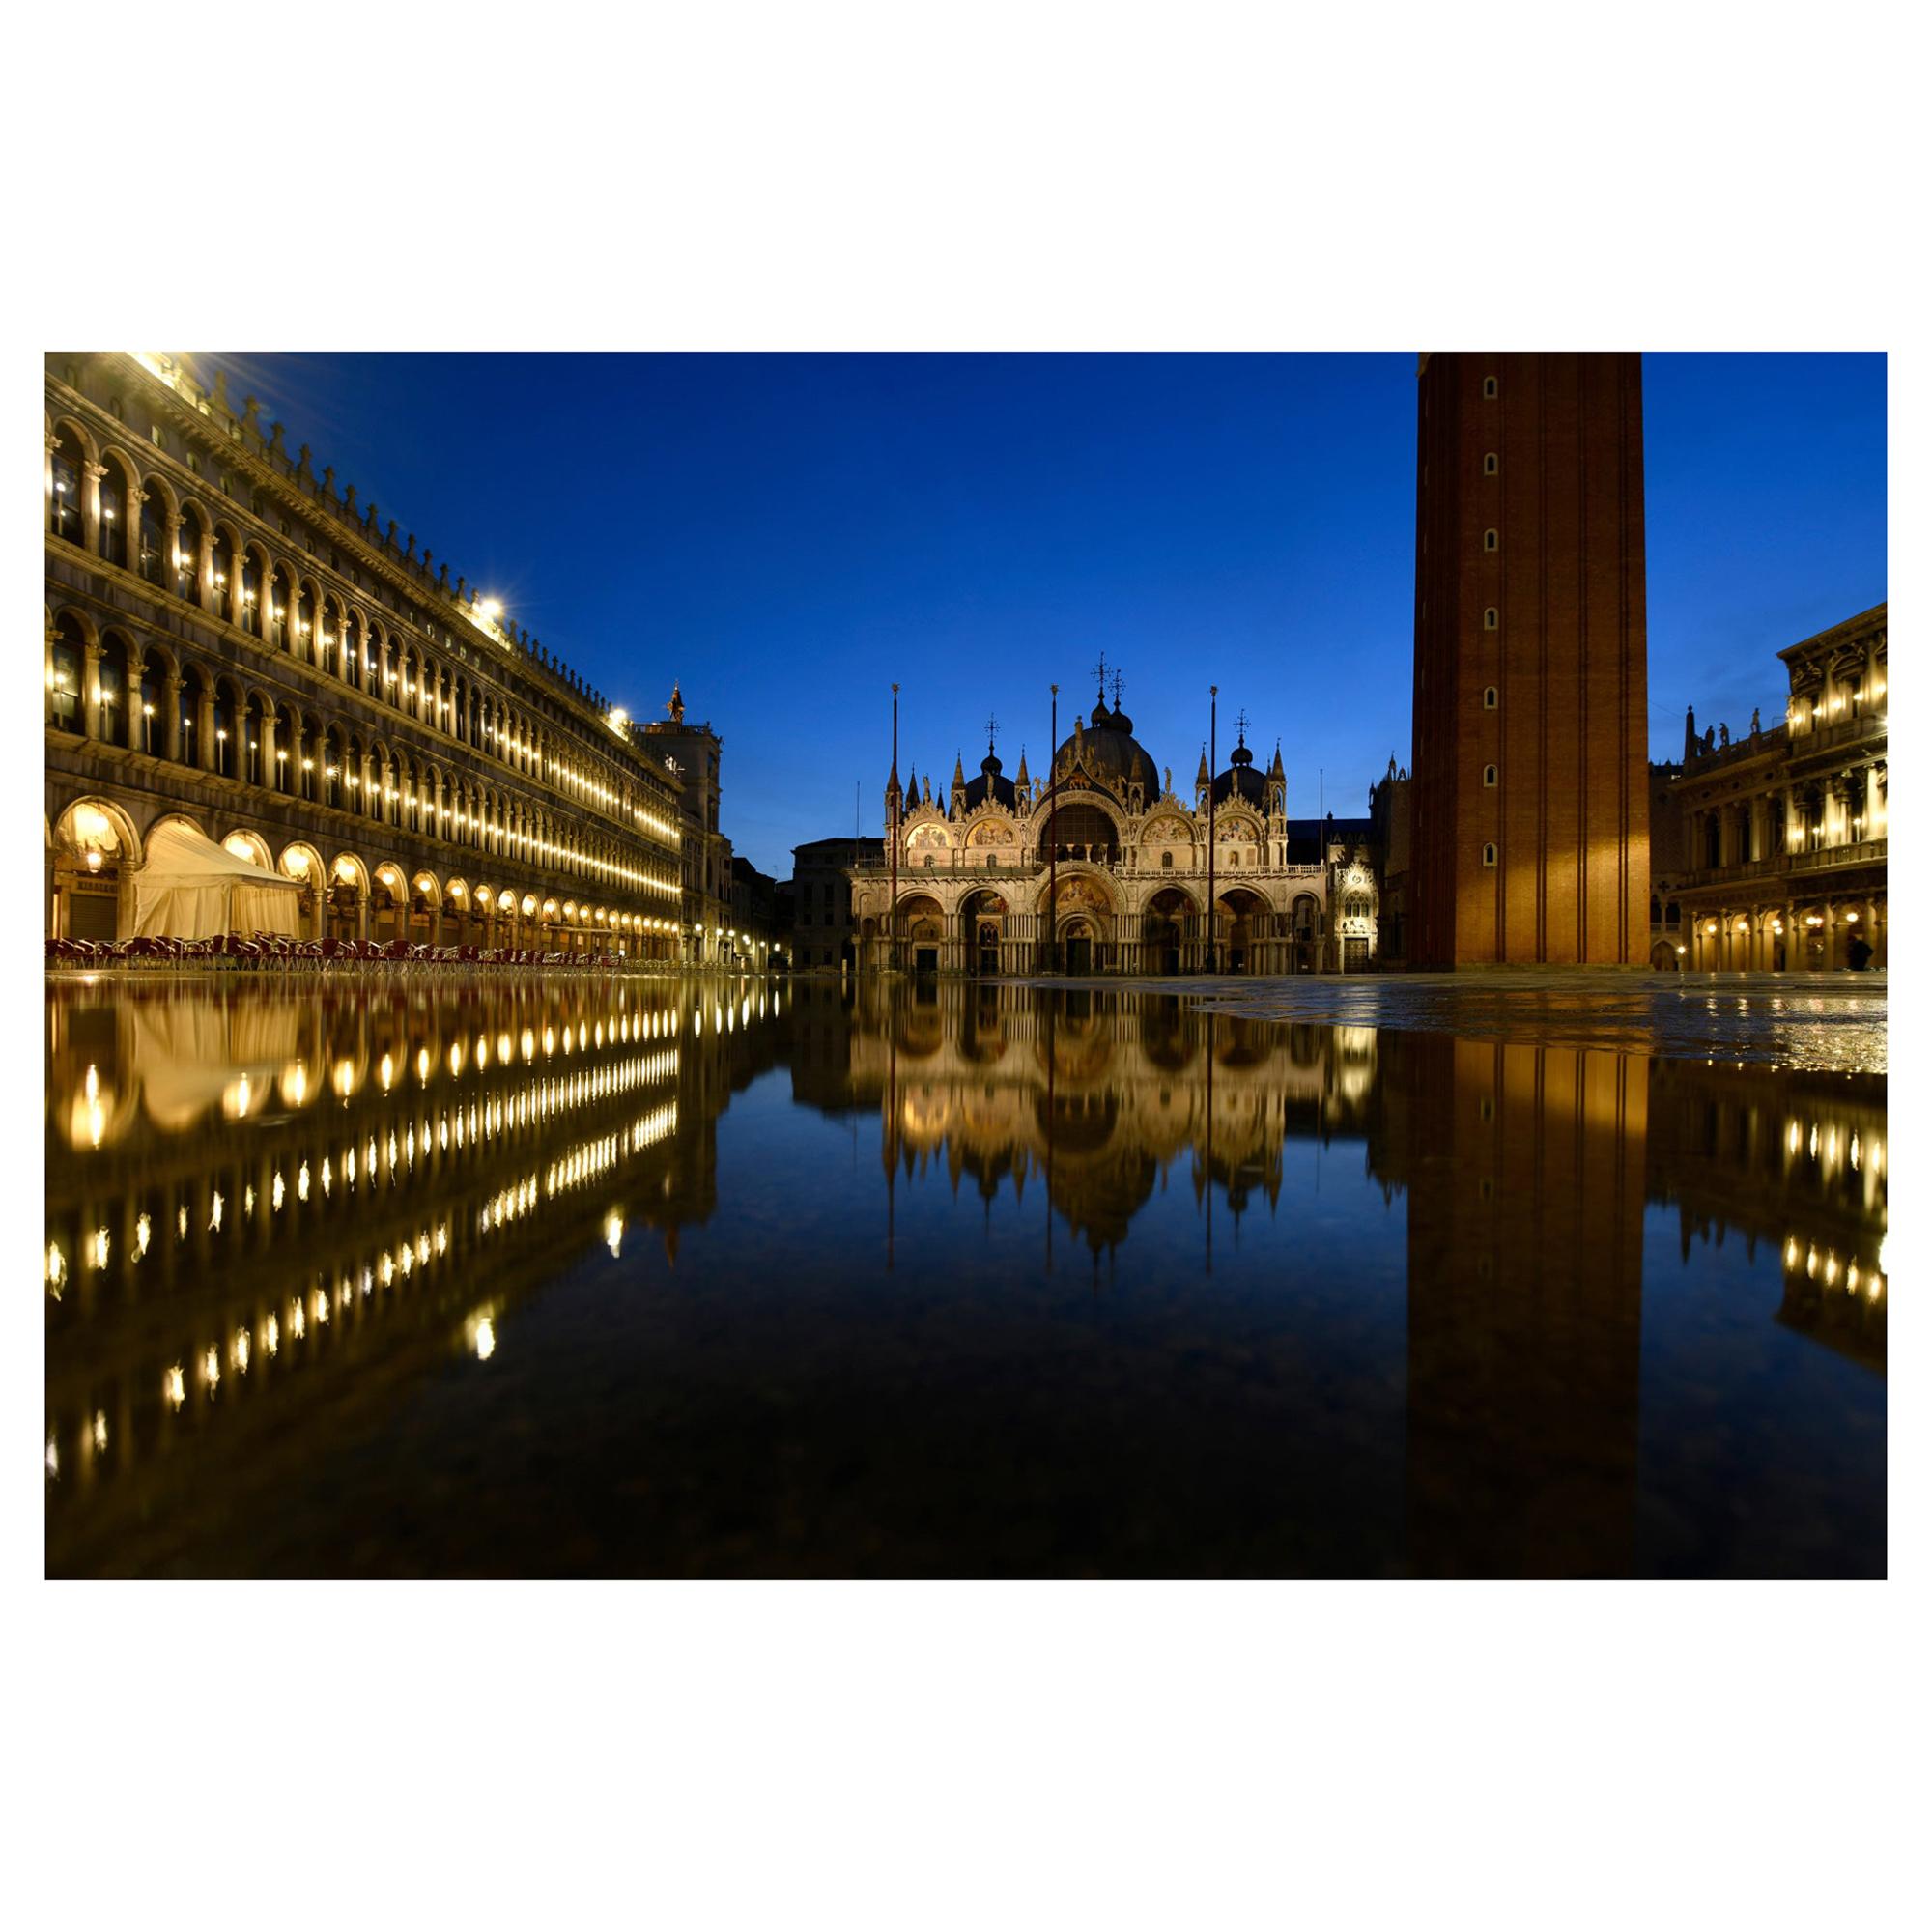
219;352;1886;879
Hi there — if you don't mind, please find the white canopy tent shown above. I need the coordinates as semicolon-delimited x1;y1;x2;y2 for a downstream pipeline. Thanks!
129;819;303;940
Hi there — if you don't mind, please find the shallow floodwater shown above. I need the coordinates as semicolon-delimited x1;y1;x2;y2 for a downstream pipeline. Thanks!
44;974;1886;1577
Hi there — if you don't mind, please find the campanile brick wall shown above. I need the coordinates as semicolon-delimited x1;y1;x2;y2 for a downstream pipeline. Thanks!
1409;353;1650;966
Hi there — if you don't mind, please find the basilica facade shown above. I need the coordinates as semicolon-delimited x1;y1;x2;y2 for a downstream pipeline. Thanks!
850;679;1384;975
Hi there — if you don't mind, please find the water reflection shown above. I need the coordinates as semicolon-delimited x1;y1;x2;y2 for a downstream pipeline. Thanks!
46;977;1884;1577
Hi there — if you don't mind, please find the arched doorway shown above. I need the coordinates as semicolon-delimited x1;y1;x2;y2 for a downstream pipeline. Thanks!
962;888;1008;975
1215;888;1269;975
896;893;946;975
50;797;139;941
1144;886;1196;975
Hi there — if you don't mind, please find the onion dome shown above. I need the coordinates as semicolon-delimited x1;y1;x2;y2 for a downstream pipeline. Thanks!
964;733;1016;810
1054;673;1158;797
1211;724;1268;807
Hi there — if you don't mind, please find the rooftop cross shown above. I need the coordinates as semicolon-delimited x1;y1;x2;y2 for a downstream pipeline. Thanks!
1235;707;1250;744
1110;668;1124;710
985;712;999;752
1091;650;1109;700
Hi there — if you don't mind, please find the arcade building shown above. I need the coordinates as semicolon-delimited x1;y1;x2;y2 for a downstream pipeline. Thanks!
45;352;688;956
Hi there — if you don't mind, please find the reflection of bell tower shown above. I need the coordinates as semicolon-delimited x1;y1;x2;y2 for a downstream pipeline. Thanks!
1384;1034;1648;1575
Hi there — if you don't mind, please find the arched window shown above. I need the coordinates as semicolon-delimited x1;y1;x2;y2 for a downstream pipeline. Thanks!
212;680;238;778
1484;452;1499;476
97;460;128;566
295;718;317;800
213;529;237;623
175;504;207;604
242;693;268;788
46;614;84;733
1482;842;1497;867
178;667;203;767
1161;850;1174;868
139;485;166;584
48;427;85;543
1483;528;1499;553
239;547;261;634
96;632;131;749
1483;686;1498;710
1484;607;1498;630
1484;764;1498;787
138;655;166;756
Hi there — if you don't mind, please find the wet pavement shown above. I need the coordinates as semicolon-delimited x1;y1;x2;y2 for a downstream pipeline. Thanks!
1001;970;1889;1074
44;971;1886;1577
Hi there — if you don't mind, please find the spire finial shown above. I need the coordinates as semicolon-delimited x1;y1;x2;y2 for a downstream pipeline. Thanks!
1109;667;1123;710
1091;650;1109;702
985;711;999;753
1235;707;1250;745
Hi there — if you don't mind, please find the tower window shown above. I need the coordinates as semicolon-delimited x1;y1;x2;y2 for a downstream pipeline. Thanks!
150;424;163;446
1484;607;1498;630
1482;843;1497;867
1484;452;1498;475
1483;376;1498;399
1484;764;1498;787
1483;528;1498;552
1483;686;1498;710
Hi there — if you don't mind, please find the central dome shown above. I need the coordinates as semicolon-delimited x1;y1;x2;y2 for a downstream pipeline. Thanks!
1053;693;1159;799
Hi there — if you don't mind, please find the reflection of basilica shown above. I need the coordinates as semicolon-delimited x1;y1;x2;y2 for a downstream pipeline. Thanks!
850;671;1388;977
790;980;1381;1264
43;975;785;1570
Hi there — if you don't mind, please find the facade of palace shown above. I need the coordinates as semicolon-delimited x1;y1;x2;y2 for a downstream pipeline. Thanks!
1649;603;1887;971
45;352;691;955
1409;352;1650;966
848;679;1386;975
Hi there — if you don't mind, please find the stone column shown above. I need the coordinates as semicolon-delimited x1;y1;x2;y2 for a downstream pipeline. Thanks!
197;688;217;773
195;517;216;609
82;461;106;556
162;674;182;762
82;642;104;742
126;646;147;754
260;707;278;791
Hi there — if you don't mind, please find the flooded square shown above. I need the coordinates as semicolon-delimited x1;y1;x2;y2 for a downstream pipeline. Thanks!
43;972;1885;1577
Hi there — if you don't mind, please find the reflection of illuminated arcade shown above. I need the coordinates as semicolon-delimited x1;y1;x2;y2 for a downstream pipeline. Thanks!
1646;1060;1887;1368
43;976;787;1571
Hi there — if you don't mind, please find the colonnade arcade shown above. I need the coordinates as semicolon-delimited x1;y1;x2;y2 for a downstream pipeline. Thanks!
47;794;679;956
1661;895;1888;973
857;868;1329;977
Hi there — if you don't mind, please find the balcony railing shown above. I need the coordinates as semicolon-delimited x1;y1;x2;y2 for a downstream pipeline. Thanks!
1791;838;1887;873
1674;838;1887;891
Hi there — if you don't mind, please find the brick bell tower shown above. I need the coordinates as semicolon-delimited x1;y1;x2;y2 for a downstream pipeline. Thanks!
1408;352;1650;967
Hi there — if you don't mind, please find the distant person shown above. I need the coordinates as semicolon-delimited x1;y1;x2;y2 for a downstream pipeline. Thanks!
1848;933;1874;971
